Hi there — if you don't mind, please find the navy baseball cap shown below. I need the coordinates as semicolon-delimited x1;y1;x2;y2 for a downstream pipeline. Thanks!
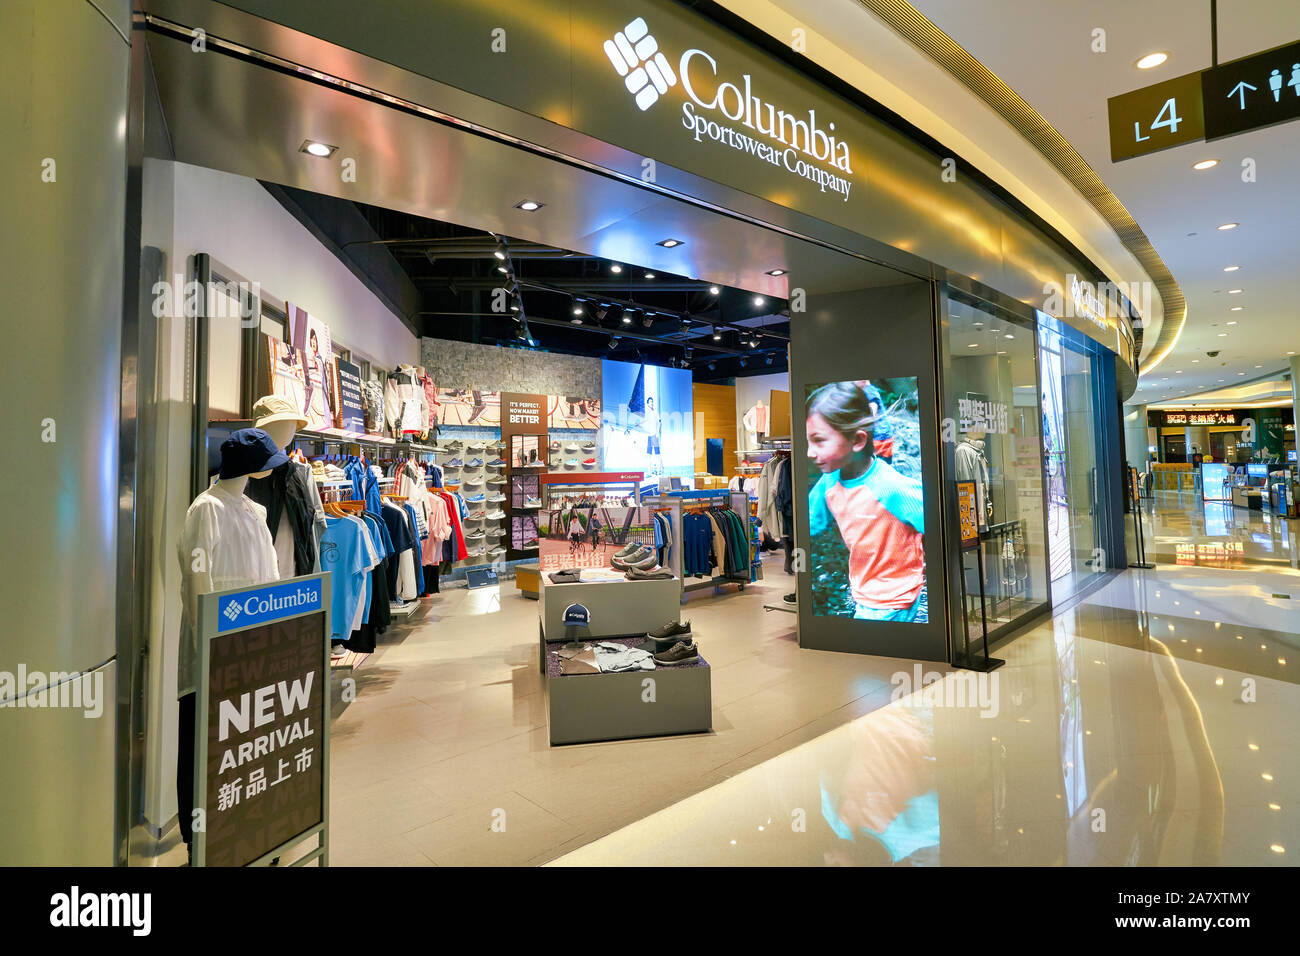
218;427;289;479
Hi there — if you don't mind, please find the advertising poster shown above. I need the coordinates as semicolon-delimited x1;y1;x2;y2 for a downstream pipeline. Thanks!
547;394;601;430
1200;462;1232;501
511;435;542;469
804;377;927;623
956;480;978;550
265;337;308;418
334;358;365;433
538;503;653;571
288;303;336;432
600;359;694;480
435;387;501;426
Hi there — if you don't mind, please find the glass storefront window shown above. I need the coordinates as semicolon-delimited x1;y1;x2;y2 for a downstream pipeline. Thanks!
1038;313;1111;601
947;293;1049;646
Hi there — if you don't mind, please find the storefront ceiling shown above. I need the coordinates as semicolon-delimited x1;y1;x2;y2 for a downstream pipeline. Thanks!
143;7;920;377
898;0;1300;404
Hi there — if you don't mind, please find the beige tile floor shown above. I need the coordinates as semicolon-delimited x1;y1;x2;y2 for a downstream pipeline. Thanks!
323;552;925;865
552;562;1300;866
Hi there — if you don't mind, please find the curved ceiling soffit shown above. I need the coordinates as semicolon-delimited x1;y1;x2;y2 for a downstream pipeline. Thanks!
855;0;1187;376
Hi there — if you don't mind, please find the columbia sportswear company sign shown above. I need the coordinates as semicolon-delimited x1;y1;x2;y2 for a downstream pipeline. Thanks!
603;17;856;201
218;579;322;632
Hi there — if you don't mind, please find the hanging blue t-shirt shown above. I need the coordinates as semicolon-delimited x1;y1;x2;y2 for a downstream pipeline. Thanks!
321;515;371;643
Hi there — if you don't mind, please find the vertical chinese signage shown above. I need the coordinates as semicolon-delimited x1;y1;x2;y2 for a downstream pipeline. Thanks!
196;574;330;867
956;480;979;550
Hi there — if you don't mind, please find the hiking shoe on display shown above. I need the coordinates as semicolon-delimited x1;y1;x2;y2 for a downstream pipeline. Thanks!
582;457;596;466
649;620;691;640
488;547;506;557
550;440;561;450
445;457;463;468
611;545;654;569
487;492;507;502
467;442;485;452
486;510;506;520
565;443;579;451
581;441;596;450
467;546;486;557
565;458;579;467
444;440;463;450
466;493;485;502
466;457;483;468
522;539;539;549
524;496;542;508
783;593;796;605
613;541;643;558
468;510;486;520
466;529;485;539
626;550;660;570
653;639;699;665
487;458;505;467
487;476;507;485
487;528;504;537
462;476;483;485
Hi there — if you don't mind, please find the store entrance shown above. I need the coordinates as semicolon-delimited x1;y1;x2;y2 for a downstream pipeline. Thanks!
131;8;931;865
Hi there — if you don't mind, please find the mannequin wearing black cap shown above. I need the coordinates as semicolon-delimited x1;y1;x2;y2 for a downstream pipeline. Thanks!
176;427;283;862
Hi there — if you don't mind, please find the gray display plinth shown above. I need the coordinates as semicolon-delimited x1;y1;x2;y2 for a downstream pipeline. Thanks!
540;576;680;640
543;631;712;746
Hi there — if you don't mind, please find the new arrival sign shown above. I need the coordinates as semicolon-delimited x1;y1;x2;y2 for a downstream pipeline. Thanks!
197;574;330;867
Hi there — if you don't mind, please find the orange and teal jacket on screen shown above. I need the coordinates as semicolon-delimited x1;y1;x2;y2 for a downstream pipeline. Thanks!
809;458;925;609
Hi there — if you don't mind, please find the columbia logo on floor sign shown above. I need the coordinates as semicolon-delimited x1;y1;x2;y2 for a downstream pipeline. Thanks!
604;17;677;111
217;580;323;632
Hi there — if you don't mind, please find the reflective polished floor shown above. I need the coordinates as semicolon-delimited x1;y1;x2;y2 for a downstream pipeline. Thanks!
1143;489;1299;570
552;564;1299;866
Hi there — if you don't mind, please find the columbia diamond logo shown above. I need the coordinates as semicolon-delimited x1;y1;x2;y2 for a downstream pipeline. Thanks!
603;17;677;111
222;599;242;623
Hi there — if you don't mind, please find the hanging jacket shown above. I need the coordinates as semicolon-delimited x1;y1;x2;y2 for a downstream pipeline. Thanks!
417;368;439;435
245;461;318;577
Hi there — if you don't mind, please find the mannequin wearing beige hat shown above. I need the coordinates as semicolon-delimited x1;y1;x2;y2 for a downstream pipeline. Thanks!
245;394;325;581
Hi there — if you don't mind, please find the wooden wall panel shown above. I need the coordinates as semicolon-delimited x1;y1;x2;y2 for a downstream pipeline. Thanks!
692;382;737;479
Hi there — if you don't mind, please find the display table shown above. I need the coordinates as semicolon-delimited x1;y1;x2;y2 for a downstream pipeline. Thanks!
514;563;540;600
538;574;711;745
1231;487;1264;510
539;575;680;640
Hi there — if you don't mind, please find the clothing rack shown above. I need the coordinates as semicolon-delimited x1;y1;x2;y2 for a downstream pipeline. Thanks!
645;490;752;596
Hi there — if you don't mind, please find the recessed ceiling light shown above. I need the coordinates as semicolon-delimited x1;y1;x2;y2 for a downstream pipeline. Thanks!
509;304;519;312
967;343;979;348
1218;332;1228;337
1227;320;1237;325
644;272;656;279
572;304;583;316
1192;359;1199;363
1227;288;1242;294
708;285;720;295
1192;159;1219;170
514;199;544;211
657;238;684;248
1217;222;1239;231
299;139;337;157
1230;306;1243;311
1255;365;1263;368
1176;370;1183;373
766;269;786;276
1224;265;1240;272
1004;333;1014;339
1135;51;1169;69
1238;372;1246;375
712;328;722;341
753;296;766;307
621;314;632;325
610;263;623;274
1290;351;1297;355
496;265;508;274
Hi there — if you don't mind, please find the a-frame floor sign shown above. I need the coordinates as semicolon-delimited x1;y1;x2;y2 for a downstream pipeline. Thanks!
193;573;331;867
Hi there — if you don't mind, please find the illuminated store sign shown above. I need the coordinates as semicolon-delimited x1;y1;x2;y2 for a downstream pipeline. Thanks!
604;16;855;201
1164;410;1236;426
